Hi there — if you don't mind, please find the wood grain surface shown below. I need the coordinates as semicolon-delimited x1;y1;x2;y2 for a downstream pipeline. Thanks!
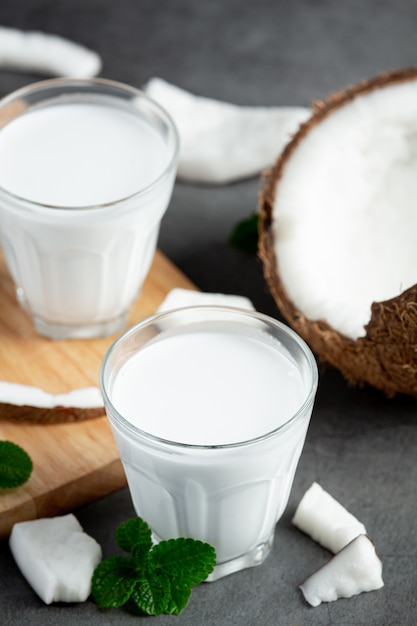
0;250;196;538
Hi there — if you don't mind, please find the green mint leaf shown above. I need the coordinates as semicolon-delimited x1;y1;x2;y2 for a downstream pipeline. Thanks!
91;556;141;608
116;517;152;555
149;537;216;587
229;212;259;254
165;581;192;615
131;572;171;616
0;440;33;489
91;518;217;617
131;540;151;563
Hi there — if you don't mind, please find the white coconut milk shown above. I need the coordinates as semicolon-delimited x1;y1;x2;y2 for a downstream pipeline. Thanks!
0;102;168;206
107;323;315;578
0;88;177;338
111;328;305;445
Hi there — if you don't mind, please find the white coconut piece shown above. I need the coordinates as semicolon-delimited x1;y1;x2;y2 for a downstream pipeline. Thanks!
144;77;310;184
270;78;417;340
0;382;104;423
9;514;102;604
292;482;366;553
300;534;384;607
157;288;255;313
0;381;102;408
0;26;101;77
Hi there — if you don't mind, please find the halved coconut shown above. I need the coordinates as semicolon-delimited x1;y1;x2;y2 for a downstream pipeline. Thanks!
259;67;417;397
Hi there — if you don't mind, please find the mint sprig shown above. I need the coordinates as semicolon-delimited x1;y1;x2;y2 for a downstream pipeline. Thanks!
0;440;33;489
91;517;216;616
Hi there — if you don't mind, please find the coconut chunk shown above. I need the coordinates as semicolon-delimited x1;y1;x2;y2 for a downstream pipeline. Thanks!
0;26;102;78
157;288;255;313
145;77;310;184
9;514;102;604
0;382;104;423
300;534;384;607
292;482;366;553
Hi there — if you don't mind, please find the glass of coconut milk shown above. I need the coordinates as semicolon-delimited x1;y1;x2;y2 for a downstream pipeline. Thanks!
0;78;179;339
100;306;318;581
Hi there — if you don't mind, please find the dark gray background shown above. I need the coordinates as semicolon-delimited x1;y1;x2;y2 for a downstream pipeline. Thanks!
1;1;417;624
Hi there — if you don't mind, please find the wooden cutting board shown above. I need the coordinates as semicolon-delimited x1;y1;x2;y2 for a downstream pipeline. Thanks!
0;250;196;538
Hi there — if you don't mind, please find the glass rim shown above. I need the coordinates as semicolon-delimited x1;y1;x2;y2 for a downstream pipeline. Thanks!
99;305;318;451
0;76;180;212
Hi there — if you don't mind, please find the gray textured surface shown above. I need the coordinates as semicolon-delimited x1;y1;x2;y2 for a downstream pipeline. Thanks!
1;1;417;624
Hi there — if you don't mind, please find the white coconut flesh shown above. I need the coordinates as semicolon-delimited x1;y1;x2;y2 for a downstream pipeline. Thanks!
0;382;104;423
0;382;103;408
157;288;255;313
292;482;366;553
272;78;417;340
300;534;384;607
9;514;102;604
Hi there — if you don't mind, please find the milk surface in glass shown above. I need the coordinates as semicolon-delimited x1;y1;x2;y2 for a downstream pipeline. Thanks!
112;329;304;445
0;103;167;206
0;79;178;339
102;308;317;580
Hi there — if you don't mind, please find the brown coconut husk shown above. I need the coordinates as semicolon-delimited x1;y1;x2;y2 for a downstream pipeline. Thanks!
0;403;105;424
259;66;417;398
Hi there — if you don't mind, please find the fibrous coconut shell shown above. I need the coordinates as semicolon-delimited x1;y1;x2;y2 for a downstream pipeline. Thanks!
0;403;105;424
0;383;105;423
259;67;417;398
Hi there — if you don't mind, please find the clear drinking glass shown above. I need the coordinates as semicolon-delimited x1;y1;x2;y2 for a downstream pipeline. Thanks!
0;78;179;339
100;306;318;581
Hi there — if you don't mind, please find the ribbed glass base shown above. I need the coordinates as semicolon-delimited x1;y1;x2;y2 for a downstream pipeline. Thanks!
33;311;128;340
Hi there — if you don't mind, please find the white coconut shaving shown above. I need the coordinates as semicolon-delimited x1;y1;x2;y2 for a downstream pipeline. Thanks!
144;77;310;184
157;288;255;313
0;26;101;77
272;79;417;340
0;381;103;408
9;514;102;604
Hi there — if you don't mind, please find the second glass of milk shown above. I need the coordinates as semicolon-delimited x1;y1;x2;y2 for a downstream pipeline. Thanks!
0;78;179;339
100;306;318;581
